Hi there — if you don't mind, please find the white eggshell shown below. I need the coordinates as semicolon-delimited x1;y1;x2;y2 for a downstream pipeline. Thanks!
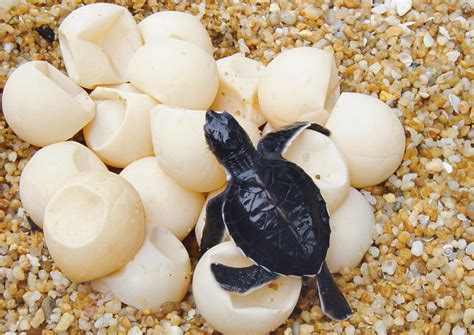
120;157;205;240
211;54;266;126
59;3;142;88
325;93;406;188
19;141;107;228
83;84;158;168
258;47;340;128
138;11;213;54
195;187;227;246
127;38;218;109
326;188;375;273
2;61;95;147
92;225;191;312
150;106;261;192
193;241;302;335
284;130;350;213
43;170;145;283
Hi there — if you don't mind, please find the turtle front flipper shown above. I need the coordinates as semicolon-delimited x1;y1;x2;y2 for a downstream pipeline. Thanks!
257;122;330;156
211;263;278;294
201;193;227;255
316;262;352;321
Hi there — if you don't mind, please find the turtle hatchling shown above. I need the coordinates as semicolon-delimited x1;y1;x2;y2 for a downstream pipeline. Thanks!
201;110;352;321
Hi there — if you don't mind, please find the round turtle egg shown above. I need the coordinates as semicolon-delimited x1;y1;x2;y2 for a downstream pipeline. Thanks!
326;92;406;188
19;141;107;228
258;47;340;128
59;3;142;88
193;241;302;335
84;84;158;168
43;170;146;283
120;157;205;240
92;225;191;312
150;106;261;192
2;61;95;147
138;11;213;54
127;38;218;110
326;188;375;273
211;53;267;126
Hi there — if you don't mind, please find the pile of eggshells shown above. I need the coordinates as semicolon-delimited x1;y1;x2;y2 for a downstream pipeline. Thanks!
2;3;406;334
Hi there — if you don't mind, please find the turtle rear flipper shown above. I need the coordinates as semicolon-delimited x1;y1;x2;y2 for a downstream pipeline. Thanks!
211;263;278;294
257;122;330;156
316;262;352;321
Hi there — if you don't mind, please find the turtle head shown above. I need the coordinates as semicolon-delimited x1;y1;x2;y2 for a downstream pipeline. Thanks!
204;111;255;172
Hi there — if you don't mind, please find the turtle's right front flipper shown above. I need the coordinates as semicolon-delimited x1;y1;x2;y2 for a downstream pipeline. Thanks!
211;263;278;294
201;192;226;254
257;122;330;157
316;262;352;321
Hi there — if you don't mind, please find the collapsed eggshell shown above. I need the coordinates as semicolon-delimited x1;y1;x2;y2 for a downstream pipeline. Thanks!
120;157;205;240
138;11;213;54
92;225;191;312
2;61;95;147
325;92;406;188
258;47;340;127
59;3;142;88
43;170;145;283
150;105;261;192
19;141;107;228
83;84;158;168
193;241;302;335
127;38;218;109
326;188;375;273
195;187;227;246
211;54;266;126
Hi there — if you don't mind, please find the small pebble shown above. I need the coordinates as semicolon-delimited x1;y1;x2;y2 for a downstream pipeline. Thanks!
423;33;435;47
405;310;418;322
382;260;397;275
55;313;75;332
465;242;474;256
411;241;424;256
128;326;143;335
452;326;466;335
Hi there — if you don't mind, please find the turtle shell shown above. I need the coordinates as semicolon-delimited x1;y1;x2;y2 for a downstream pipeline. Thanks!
223;156;330;276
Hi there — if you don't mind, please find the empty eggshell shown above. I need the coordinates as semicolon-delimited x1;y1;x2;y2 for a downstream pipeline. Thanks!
326;188;375;273
92;225;191;312
258;47;340;127
83;84;158;168
195;187;227;246
127;38;218;109
211;54;266;126
284;130;350;213
150;105;261;192
325;92;406;188
2;61;95;147
193;241;302;335
43;170;145;283
59;3;142;88
138;11;213;54
19;141;107;228
120;157;205;240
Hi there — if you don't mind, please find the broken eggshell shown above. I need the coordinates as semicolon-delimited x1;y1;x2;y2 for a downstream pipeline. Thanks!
59;3;142;88
2;61;95;147
193;241;302;335
83;84;158;168
138;11;213;54
150;105;261;192
120;157;205;240
211;53;266;126
127;38;218;110
92;225;191;312
258;47;340;128
325;92;406;188
43;170;145;283
262;123;350;213
19;141;107;228
326;188;375;273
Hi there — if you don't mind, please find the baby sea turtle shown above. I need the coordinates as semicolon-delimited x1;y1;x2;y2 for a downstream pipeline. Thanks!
202;110;352;321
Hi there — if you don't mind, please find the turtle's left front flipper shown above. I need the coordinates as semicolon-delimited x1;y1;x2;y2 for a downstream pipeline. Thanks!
316;262;352;321
258;122;330;157
211;263;278;294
